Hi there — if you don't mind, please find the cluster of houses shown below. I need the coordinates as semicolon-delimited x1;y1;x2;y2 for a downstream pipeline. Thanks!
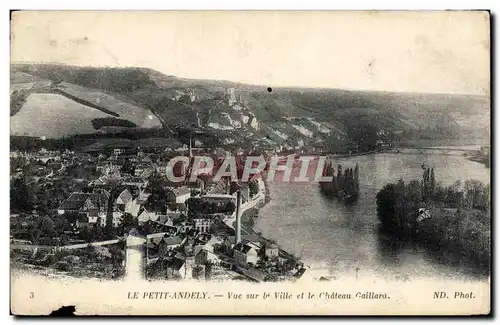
144;185;303;282
12;143;305;282
145;219;288;281
56;180;195;231
48;139;215;230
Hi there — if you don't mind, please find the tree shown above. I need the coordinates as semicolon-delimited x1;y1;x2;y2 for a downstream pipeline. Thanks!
109;245;124;267
248;180;259;197
93;224;105;241
104;212;115;238
205;262;213;280
53;215;71;233
79;226;96;243
120;158;135;175
120;213;137;232
229;181;241;195
464;179;490;211
406;180;423;204
10;177;34;212
354;163;360;190
37;216;56;239
376;179;416;237
430;168;436;197
146;173;173;213
192;265;203;280
376;183;397;228
444;181;463;208
224;201;236;214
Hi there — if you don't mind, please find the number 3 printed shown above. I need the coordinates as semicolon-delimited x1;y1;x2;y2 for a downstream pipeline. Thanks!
30;292;34;299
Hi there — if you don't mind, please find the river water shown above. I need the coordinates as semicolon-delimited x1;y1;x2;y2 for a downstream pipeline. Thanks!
255;147;490;282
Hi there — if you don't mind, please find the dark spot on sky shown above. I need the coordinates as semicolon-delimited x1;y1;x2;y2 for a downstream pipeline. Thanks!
267;87;272;93
84;37;88;41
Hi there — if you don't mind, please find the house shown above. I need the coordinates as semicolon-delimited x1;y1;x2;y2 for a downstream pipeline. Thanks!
156;213;185;227
480;146;490;157
69;208;106;229
138;209;158;224
185;228;200;238
235;265;272;282
112;211;123;227
159;235;185;252
162;225;179;237
146;233;165;259
163;257;187;279
75;212;92;228
195;249;222;266
90;176;112;187
100;164;122;177
416;208;431;222
265;243;279;258
57;192;109;215
166;203;187;213
233;242;260;266
193;216;215;233
125;197;142;217
135;190;151;205
134;164;154;178
146;233;185;259
147;234;185;259
376;139;391;149
115;188;133;212
201;194;237;202
97;210;122;228
123;177;148;189
168;186;191;204
222;234;267;255
193;234;223;257
87;209;101;224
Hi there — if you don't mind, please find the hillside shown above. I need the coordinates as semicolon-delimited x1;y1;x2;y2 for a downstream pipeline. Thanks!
10;67;163;140
10;63;490;151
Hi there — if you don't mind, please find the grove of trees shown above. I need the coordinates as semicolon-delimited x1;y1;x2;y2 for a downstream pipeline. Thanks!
376;167;490;268
319;163;360;202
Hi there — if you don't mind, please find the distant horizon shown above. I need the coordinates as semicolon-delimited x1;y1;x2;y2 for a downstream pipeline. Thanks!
10;11;489;97
11;60;489;98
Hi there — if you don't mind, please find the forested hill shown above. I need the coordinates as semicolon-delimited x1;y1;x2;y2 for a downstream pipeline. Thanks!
11;63;490;151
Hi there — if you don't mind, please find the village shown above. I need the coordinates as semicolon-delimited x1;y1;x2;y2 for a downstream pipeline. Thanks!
10;139;306;282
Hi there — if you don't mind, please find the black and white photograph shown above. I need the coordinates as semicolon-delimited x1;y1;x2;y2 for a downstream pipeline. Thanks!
9;10;491;315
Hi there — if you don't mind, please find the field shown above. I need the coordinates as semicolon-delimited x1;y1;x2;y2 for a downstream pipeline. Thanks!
56;82;162;128
10;93;112;138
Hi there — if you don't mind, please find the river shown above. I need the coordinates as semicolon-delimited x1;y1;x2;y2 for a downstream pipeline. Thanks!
255;147;490;282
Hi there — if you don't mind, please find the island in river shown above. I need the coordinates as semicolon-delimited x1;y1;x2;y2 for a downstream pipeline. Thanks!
254;146;490;282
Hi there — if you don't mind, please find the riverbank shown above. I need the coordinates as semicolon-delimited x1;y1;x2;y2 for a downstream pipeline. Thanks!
255;148;490;281
236;175;306;274
417;207;490;269
376;171;491;272
466;154;490;168
377;206;491;273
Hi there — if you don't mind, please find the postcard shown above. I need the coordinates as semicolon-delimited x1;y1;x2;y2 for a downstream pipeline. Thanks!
10;10;490;315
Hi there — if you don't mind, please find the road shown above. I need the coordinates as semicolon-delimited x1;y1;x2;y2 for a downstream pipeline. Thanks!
11;238;122;251
125;234;146;281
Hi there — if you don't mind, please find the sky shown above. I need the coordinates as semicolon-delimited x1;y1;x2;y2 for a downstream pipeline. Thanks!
10;11;490;95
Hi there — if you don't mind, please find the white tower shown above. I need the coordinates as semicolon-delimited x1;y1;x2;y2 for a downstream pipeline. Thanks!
235;190;242;244
227;88;236;106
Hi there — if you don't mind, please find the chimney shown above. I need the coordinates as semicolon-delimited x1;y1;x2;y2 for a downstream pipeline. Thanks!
235;190;242;244
189;135;193;158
